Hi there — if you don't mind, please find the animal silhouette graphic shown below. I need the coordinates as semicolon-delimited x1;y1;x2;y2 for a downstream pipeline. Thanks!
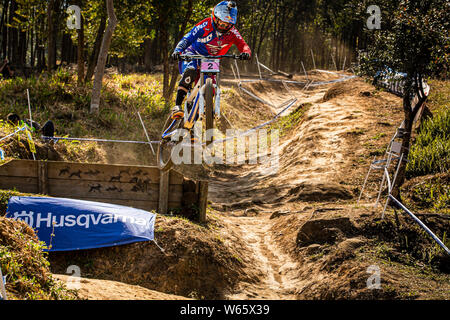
109;174;121;183
106;186;123;193
84;169;100;176
89;184;102;193
69;170;82;178
58;167;70;176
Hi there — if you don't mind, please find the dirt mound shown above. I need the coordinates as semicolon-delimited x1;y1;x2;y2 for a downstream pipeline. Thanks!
0;216;76;300
268;205;450;299
322;80;373;102
296;217;355;246
283;183;353;202
49;215;253;299
53;274;191;300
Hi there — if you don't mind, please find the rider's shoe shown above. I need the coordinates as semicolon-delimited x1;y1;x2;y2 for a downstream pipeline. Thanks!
171;105;184;119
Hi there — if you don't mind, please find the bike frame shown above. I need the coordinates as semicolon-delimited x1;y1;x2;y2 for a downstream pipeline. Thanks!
162;54;238;140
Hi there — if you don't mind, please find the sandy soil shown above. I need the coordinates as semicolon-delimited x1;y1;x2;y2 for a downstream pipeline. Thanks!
53;274;190;300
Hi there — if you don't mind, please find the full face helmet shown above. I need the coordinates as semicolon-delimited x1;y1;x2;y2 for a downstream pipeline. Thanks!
212;1;237;33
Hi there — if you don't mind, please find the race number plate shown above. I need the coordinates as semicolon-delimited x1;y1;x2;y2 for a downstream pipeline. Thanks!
201;59;220;73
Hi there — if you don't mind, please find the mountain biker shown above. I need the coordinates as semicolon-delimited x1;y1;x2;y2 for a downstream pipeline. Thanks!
170;1;252;119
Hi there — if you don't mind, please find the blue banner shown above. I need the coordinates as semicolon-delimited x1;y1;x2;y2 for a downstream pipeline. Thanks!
5;196;156;252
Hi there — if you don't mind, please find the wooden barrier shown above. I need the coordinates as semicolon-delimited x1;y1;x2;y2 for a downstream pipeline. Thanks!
0;159;208;220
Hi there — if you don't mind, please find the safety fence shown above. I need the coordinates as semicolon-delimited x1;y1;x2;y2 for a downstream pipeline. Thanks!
361;138;450;256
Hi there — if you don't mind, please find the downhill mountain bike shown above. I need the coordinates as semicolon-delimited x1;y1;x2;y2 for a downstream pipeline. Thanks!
157;54;241;171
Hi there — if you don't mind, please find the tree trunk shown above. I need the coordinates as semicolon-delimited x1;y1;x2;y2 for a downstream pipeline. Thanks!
390;76;428;203
47;0;56;71
85;14;106;82
90;0;117;114
77;1;85;85
167;0;193;101
18;28;26;66
61;32;70;64
0;0;9;59
143;36;152;71
8;0;18;64
158;10;170;100
161;32;169;100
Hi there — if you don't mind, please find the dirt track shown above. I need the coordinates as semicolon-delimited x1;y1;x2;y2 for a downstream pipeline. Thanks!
50;71;450;300
222;214;299;299
209;73;362;299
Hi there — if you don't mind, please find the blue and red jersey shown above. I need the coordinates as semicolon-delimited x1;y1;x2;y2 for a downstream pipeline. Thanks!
175;17;251;57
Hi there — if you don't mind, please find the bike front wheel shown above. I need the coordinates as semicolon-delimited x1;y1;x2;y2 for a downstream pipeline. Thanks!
204;78;214;146
157;115;183;171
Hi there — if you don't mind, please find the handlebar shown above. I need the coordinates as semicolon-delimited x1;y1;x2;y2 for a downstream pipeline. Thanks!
178;54;240;61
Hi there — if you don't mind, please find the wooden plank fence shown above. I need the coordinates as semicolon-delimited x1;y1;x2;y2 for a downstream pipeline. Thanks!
0;160;208;222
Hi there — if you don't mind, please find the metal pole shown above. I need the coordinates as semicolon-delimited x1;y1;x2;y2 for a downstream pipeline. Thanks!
358;156;376;204
234;59;241;85
301;61;308;80
137;112;155;155
389;195;450;255
230;63;237;81
26;89;36;161
310;49;316;70
255;53;262;80
331;54;337;71
382;153;404;218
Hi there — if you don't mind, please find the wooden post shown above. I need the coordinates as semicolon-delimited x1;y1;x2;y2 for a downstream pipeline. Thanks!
37;161;48;195
158;170;169;214
198;181;208;223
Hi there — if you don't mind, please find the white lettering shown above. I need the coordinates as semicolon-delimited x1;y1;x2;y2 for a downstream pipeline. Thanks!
134;218;145;226
36;212;52;228
76;214;90;229
192;22;208;37
65;215;76;227
101;213;114;224
90;214;102;225
52;214;64;227
197;33;213;44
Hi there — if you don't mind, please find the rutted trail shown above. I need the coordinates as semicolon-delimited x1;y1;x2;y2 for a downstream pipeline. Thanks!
207;74;353;299
207;73;395;299
223;214;299;299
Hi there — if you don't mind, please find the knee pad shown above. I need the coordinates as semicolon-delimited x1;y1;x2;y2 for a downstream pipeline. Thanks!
179;68;198;90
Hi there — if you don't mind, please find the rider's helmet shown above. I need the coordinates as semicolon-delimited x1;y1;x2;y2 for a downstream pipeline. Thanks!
212;1;237;34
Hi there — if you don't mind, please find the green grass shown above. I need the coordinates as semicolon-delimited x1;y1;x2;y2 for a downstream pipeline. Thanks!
270;103;311;136
407;175;450;213
0;190;76;300
0;68;171;144
406;107;449;178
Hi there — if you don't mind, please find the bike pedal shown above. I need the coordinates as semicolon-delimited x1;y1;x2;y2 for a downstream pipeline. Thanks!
191;137;200;144
171;112;184;120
